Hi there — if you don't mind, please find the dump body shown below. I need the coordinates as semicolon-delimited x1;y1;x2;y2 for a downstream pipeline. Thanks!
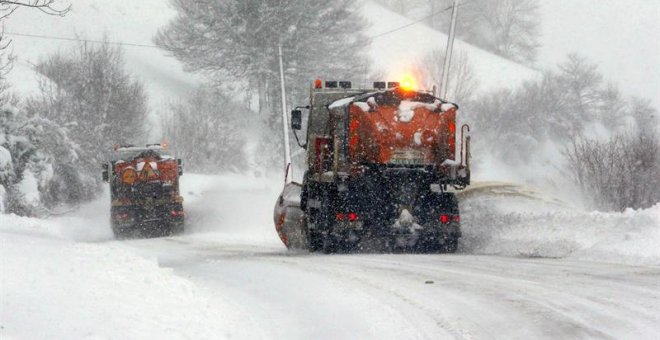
305;87;468;185
103;145;184;238
347;91;457;167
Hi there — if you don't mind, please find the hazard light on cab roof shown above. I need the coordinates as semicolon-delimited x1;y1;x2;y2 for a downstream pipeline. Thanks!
400;74;417;91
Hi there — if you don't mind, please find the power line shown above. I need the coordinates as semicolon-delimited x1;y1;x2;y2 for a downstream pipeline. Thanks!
367;2;462;41
4;31;160;49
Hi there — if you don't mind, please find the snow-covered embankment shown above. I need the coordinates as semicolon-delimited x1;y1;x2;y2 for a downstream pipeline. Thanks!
458;182;660;266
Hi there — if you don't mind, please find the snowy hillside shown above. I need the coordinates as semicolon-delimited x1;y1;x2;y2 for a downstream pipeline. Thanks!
362;1;540;92
538;0;660;111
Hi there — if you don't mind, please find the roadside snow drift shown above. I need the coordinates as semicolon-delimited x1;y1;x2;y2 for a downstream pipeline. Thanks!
0;174;277;339
458;183;660;266
0;232;256;339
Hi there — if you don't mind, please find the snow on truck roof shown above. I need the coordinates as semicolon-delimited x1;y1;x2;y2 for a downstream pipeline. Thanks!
327;89;458;113
111;145;174;162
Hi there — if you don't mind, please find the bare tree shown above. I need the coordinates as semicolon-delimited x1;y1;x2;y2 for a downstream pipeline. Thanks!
468;54;637;166
556;54;603;121
564;132;660;211
0;0;69;17
420;48;478;104
0;0;70;77
629;98;657;136
425;0;540;64
163;86;251;173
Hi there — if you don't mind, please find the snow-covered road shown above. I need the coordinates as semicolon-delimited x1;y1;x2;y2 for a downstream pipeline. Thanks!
127;236;660;339
2;173;659;339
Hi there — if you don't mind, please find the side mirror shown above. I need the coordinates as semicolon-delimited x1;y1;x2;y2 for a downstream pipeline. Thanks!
291;110;302;130
177;159;183;176
102;163;109;182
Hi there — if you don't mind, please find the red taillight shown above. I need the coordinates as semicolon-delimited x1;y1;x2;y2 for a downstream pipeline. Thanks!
116;213;130;220
337;212;358;222
440;214;460;224
448;121;456;134
171;210;184;217
314;79;322;89
440;214;449;224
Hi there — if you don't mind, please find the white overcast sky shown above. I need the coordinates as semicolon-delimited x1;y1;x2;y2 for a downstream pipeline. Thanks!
538;0;660;111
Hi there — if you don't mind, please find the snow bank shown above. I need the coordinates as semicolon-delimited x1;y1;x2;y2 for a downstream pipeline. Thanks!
0;232;254;339
459;183;660;266
0;188;113;242
0;173;276;339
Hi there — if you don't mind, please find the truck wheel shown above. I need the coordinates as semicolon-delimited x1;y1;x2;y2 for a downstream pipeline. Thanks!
162;222;181;237
309;229;323;252
322;234;337;254
111;223;125;239
415;236;441;253
172;221;184;235
442;237;458;253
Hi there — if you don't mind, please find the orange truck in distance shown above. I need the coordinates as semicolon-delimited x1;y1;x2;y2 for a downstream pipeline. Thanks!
102;144;184;238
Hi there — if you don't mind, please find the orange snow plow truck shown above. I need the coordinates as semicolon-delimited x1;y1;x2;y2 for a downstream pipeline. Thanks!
274;80;471;253
102;144;184;238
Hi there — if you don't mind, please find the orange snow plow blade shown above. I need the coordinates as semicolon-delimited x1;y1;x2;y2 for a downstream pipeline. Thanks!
273;182;308;250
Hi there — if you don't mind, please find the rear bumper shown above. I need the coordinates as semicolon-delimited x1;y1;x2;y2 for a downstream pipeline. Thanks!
111;203;184;229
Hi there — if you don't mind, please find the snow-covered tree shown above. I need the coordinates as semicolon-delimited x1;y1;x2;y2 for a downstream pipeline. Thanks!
565;132;660;211
0;0;70;76
162;86;250;173
26;41;148;196
155;0;369;168
156;0;367;114
0;106;78;215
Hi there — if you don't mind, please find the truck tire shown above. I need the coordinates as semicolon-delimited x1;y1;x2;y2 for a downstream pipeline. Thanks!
439;192;459;254
111;222;125;239
442;237;458;253
309;229;324;252
322;234;336;254
164;220;184;236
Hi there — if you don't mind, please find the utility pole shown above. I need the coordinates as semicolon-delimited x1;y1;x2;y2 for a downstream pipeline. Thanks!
278;43;293;183
440;0;460;100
